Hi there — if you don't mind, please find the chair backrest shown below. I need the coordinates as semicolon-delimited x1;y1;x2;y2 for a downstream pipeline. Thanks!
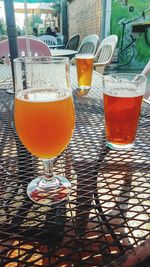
65;34;80;50
0;35;8;42
38;35;57;46
0;36;51;60
77;34;99;55
56;34;64;45
94;35;118;74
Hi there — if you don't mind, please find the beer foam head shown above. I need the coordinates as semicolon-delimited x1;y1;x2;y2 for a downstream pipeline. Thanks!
75;54;94;59
103;73;147;97
17;89;71;102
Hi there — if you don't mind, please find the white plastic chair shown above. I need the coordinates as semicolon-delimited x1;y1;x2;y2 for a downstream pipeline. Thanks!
94;35;118;74
77;34;99;55
65;34;80;50
38;35;57;46
56;34;64;45
0;36;51;60
0;36;51;87
0;35;7;42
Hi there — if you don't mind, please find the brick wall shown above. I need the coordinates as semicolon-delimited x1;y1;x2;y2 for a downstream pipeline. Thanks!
67;0;102;43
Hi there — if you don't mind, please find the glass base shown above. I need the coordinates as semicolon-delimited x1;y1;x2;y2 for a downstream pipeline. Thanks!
75;86;91;96
106;141;134;150
27;175;71;205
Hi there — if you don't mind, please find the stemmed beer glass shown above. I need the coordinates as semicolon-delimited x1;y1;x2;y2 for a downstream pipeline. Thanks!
14;57;75;205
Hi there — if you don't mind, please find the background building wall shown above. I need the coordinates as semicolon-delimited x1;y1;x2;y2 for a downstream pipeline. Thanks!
67;0;102;43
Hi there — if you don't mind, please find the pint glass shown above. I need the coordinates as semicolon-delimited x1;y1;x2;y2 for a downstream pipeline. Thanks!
103;73;147;150
76;54;94;95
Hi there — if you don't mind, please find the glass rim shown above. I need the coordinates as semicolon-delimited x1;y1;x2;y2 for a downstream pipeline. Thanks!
13;56;70;64
75;53;94;59
104;72;147;83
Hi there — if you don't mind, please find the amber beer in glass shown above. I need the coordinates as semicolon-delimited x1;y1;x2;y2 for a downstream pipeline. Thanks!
14;57;75;206
15;90;74;159
76;54;94;95
103;73;147;150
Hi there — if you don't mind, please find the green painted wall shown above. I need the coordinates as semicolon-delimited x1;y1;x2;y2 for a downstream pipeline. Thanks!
111;0;150;70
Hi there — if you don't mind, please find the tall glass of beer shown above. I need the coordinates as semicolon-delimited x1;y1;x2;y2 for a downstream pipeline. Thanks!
103;73;147;150
14;57;75;205
75;54;94;96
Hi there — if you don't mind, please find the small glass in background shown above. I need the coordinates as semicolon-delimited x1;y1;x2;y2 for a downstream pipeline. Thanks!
75;54;94;96
103;73;147;150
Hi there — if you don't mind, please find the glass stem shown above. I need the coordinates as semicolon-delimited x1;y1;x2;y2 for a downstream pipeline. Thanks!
42;158;54;181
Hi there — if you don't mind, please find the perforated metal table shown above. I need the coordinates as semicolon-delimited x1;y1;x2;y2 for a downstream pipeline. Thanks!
0;68;150;267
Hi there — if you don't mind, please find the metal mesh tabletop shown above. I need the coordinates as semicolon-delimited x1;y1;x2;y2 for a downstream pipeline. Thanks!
0;69;150;267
